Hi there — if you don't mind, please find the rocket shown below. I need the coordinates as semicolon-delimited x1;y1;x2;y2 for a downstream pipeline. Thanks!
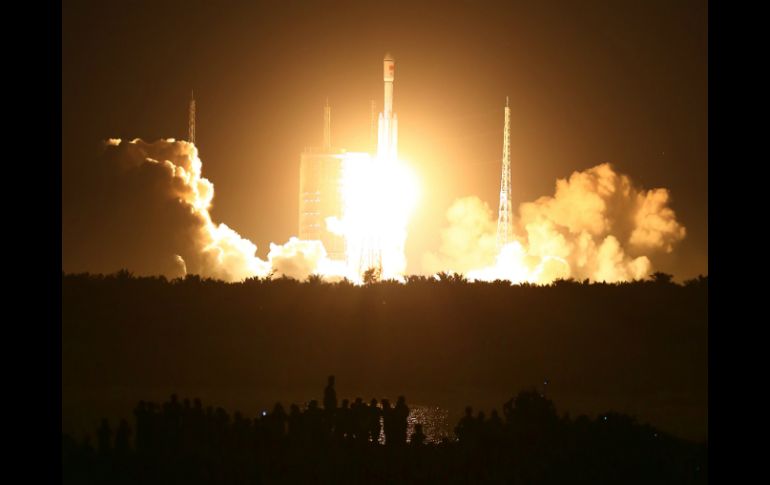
377;53;398;162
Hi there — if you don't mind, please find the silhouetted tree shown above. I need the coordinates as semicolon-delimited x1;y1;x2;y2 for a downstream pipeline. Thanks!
306;273;323;284
363;267;381;284
650;271;675;284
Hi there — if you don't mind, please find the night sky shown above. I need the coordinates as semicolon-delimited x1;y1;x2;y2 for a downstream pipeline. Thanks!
62;0;707;279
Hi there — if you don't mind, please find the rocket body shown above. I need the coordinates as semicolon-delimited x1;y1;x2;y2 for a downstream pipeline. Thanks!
377;54;398;162
384;57;394;115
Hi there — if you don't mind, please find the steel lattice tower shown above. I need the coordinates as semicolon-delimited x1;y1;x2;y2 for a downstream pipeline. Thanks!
496;97;513;249
370;100;377;154
323;97;331;151
188;90;196;145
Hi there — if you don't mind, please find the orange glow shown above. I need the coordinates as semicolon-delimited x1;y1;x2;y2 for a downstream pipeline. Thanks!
327;152;420;282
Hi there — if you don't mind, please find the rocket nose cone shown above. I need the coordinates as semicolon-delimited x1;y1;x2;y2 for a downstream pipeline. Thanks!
384;52;394;61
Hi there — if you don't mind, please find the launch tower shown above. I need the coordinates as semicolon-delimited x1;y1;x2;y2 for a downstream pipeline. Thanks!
298;100;346;261
188;90;196;145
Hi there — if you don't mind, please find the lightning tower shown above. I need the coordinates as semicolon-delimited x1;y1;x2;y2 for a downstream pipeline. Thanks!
370;100;377;154
323;97;331;151
496;97;513;249
188;90;196;145
299;100;346;261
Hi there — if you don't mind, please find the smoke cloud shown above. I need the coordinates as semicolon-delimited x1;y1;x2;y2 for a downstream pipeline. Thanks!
423;163;686;283
63;139;339;282
64;141;685;285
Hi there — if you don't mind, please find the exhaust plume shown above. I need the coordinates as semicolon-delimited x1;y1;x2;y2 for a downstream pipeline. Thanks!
64;139;340;282
424;163;686;283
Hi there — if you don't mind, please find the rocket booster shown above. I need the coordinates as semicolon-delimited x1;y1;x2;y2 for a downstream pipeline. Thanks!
384;54;394;116
377;53;398;162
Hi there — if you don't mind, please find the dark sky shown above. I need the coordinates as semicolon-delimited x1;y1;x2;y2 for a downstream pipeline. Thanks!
62;0;707;279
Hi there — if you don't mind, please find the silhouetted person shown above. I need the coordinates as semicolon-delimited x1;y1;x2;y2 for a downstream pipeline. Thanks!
146;402;161;454
133;401;148;453
324;376;338;437
267;402;287;441
179;398;193;453
288;404;302;444
455;406;477;445
189;398;204;453
381;399;393;445
252;414;268;452
477;410;486;426
410;423;426;447
81;434;94;458
324;375;337;411
335;399;351;442
368;398;382;443
203;405;214;448
165;394;182;422
507;389;559;432
163;394;183;452
114;419;131;457
485;409;504;447
232;411;250;449
212;406;230;452
352;397;369;444
61;389;707;485
304;400;325;445
475;410;487;448
97;418;112;457
392;396;410;446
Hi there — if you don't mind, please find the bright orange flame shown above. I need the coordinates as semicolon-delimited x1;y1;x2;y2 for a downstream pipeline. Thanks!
327;152;419;282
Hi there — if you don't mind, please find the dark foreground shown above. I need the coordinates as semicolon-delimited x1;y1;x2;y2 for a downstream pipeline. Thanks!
63;381;707;484
63;272;708;442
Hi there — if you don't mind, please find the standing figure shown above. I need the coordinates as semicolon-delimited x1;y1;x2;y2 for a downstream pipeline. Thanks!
393;396;410;446
368;398;382;444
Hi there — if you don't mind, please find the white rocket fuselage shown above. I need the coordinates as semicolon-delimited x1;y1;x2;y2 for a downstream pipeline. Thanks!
377;55;398;162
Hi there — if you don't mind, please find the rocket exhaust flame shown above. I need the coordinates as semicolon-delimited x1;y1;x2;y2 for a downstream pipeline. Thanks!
327;152;419;283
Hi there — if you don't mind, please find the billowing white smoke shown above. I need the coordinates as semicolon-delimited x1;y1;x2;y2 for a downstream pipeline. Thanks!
423;163;686;283
268;237;348;281
73;139;344;282
68;141;684;285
